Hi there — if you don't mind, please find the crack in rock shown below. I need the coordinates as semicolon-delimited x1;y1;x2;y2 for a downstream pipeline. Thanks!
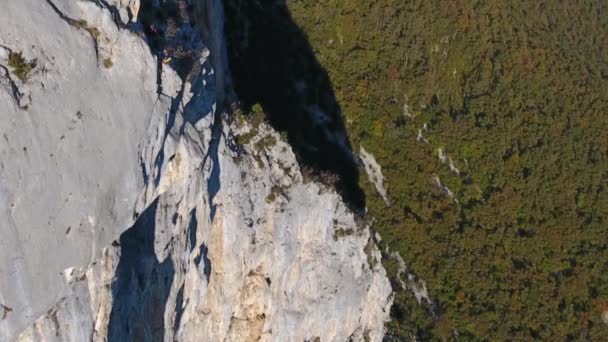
43;0;100;60
0;64;26;109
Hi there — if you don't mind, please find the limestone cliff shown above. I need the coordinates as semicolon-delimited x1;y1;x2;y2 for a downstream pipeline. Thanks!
0;0;392;341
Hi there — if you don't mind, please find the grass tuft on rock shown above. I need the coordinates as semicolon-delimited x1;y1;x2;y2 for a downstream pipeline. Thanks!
103;58;113;69
8;51;37;82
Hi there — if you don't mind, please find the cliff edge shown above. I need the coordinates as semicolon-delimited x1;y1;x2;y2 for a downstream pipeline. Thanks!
0;0;392;341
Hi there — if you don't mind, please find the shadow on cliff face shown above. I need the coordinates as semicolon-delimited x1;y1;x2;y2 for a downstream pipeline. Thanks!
108;199;174;342
224;0;366;212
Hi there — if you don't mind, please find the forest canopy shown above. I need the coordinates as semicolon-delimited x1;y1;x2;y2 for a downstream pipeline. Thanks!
287;0;608;339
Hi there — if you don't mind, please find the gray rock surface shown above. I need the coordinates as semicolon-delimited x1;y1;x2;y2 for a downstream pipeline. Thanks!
0;0;167;338
1;0;393;340
360;146;390;205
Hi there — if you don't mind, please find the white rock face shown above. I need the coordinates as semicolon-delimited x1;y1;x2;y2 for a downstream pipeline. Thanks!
1;0;393;341
360;146;390;205
0;0;167;339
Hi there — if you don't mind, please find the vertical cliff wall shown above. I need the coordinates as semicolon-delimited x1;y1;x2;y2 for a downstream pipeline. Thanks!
0;0;393;341
0;0;168;338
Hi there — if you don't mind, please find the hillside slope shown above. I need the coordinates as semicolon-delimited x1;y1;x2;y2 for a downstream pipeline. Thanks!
287;0;608;339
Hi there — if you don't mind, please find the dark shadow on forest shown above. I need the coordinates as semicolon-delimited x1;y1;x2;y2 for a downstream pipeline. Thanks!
224;0;366;212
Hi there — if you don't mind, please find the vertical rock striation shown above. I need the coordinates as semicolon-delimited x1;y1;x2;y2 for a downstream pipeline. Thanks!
1;0;166;338
1;0;393;341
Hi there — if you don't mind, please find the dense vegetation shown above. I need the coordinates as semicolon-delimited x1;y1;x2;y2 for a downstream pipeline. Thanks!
284;1;608;340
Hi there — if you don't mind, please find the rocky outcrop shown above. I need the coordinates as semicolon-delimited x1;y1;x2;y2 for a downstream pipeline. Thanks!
1;0;392;341
0;0;167;338
359;147;390;206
